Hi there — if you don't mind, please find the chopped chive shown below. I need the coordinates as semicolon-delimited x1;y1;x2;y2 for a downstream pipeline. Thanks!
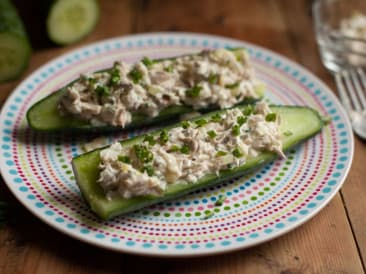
194;119;207;127
142;165;154;176
208;73;218;84
210;113;222;123
143;135;156;146
207;130;217;139
237;116;247;126
203;211;214;219
88;77;96;85
283;130;293;136
164;65;174;73
181;121;190;129
215;195;227;206
225;82;240;89
128;68;143;84
242;105;253;116
159;130;169;145
232;147;243;158
95;85;110;96
232;124;241;136
265;113;277;122
186;85;202;97
169;145;180;152
142;56;154;67
180;143;190;154
110;75;120;85
133;145;153;163
118;155;131;164
216;150;227;157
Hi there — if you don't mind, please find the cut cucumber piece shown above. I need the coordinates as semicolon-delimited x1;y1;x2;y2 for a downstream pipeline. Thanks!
72;105;325;220
26;48;262;132
0;0;31;82
47;0;99;45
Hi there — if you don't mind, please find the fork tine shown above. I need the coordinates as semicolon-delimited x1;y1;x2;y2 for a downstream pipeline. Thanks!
335;72;353;113
357;68;366;108
350;68;366;109
342;70;362;111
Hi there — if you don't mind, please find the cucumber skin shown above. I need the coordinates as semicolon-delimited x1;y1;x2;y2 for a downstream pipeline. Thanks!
0;0;32;82
26;48;262;132
72;106;325;220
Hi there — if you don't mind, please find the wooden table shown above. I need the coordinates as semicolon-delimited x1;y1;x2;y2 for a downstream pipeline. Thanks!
0;1;365;273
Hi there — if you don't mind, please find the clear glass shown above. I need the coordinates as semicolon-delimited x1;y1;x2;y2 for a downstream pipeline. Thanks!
313;0;366;72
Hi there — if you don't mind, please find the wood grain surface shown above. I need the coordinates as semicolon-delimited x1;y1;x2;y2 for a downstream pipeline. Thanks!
0;1;365;273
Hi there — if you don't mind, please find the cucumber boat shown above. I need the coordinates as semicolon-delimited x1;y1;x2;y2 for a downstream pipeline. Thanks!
27;48;264;132
72;104;325;220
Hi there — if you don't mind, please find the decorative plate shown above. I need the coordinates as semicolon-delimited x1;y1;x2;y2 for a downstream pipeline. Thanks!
0;33;354;256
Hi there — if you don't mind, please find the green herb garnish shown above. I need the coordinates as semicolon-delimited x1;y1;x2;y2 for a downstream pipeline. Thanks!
169;145;180;152
208;73;218;84
186;85;202;97
164;65;174;73
180;143;190;154
95;85;110;96
232;124;241;136
232;147;243;158
181;121;190;129
128;68;143;84
215;195;227;206
143;134;156;146
207;130;217;139
133;145;153;163
118;155;131;164
194;119;208;127
242;105;253;116
237;116;247;126
109;64;121;85
215;150;227;157
88;77;96;85
265;113;277;122
142;165;154;176
225;82;240;89
142;56;154;67
159;130;169;145
211;113;222;123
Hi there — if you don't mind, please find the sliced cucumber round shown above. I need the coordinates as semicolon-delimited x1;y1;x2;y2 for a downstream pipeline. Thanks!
0;0;32;82
46;0;99;45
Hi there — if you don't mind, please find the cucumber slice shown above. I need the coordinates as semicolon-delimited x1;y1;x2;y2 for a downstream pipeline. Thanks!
0;0;31;82
26;48;262;132
72;105;324;220
47;0;99;45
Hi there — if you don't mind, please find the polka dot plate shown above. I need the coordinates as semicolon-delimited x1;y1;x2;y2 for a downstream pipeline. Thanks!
0;33;354;256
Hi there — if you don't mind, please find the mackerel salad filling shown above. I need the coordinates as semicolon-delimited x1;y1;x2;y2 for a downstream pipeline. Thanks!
98;102;285;199
58;48;263;127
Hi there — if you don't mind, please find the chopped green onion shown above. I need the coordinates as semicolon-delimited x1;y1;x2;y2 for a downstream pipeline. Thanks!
143;135;156;146
110;75;120;85
180;143;190;154
109;64;120;85
203;211;214;219
225;82;240;89
142;56;154;67
181;121;190;129
207;130;217;139
232;147;243;158
159;130;169;145
128;68;143;84
242;105;253;116
133;145;153;163
186;85;202;97
88;77;96;85
215;150;227;157
142;165;154;176
169;145;180;152
211;113;222;123
208;73;218;84
237;116;247;126
215;195;227;206
265;113;277;122
118;155;131;164
283;130;293;136
194;119;207;127
95;85;110;96
164;65;174;73
232;124;240;136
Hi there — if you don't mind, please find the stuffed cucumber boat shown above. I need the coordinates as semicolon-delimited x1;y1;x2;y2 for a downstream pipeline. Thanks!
26;48;264;132
72;102;325;220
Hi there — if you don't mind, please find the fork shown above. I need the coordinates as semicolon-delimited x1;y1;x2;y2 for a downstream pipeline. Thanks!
334;67;366;139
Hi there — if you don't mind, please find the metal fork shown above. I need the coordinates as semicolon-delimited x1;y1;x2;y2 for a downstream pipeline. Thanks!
335;67;366;139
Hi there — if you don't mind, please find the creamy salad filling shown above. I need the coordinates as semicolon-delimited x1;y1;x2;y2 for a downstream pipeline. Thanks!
98;102;285;200
59;49;263;127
